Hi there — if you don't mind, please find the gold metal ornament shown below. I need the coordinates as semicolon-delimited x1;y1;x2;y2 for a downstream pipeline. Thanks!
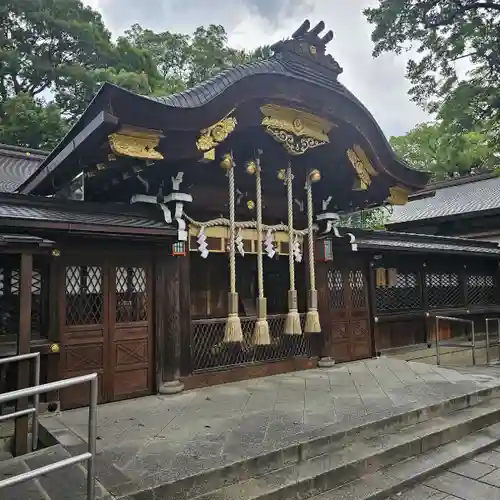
347;146;377;190
309;169;321;183
245;160;257;175
52;249;60;257
247;200;255;210
108;126;164;160
220;153;234;170
260;104;334;156
197;111;238;161
386;186;409;205
49;343;60;353
277;169;286;181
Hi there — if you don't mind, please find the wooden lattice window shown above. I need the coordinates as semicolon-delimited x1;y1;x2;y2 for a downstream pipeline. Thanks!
65;266;103;325
375;269;422;312
115;267;147;323
467;273;498;306
426;271;462;309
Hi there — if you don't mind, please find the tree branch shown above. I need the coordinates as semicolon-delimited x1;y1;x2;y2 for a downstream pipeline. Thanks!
424;1;500;28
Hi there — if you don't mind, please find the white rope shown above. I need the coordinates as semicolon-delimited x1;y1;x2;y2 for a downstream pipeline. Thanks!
183;213;311;235
228;167;236;294
306;178;316;290
255;163;264;299
286;163;295;291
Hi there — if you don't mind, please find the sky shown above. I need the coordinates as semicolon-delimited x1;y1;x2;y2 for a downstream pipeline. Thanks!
82;0;431;138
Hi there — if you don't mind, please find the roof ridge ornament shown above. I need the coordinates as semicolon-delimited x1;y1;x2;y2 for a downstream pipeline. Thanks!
271;19;343;79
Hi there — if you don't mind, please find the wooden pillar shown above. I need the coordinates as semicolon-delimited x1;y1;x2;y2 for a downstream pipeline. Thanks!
316;259;335;368
155;248;184;394
179;255;192;376
14;252;32;456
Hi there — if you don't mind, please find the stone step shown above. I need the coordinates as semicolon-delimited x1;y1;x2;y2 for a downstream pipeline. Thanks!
187;398;500;500
0;452;12;462
112;386;500;500
0;444;110;500
312;421;500;500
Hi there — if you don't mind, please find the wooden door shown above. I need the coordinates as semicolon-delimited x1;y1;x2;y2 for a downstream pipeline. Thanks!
322;262;372;362
59;261;108;409
109;264;153;401
59;258;153;409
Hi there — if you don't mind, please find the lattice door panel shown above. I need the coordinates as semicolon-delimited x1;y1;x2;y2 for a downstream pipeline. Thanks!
65;265;104;326
115;267;148;323
467;274;497;306
348;270;367;309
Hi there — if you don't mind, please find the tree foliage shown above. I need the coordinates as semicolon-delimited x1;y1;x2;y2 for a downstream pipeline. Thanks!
389;122;497;180
0;0;268;148
364;1;500;146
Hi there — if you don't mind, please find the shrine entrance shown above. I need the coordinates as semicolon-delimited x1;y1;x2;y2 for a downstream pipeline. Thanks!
58;255;153;409
318;258;372;363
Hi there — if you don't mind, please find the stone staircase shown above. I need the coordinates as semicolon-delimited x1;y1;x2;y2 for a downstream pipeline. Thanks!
0;445;109;500
107;387;500;500
5;374;500;499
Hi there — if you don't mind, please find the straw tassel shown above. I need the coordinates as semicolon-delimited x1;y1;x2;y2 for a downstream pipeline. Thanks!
304;170;321;333
284;162;302;335
223;155;243;343
251;158;270;345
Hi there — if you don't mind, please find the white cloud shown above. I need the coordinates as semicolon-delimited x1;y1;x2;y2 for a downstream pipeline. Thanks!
82;0;430;137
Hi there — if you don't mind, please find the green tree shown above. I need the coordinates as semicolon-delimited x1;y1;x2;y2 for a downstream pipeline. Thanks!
0;0;163;120
0;93;67;150
341;206;394;230
390;122;497;180
364;1;500;144
125;23;271;90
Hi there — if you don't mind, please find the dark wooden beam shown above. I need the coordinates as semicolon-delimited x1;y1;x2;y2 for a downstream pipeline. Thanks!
14;252;32;456
20;111;119;195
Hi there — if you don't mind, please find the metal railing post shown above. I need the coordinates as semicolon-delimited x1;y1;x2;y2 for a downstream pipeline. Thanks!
486;319;491;364
0;352;41;451
435;316;441;366
433;315;475;367
0;373;98;500
87;376;98;500
471;320;476;366
32;353;40;451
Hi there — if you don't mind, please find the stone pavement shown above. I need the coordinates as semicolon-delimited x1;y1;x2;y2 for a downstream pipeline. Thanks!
396;447;500;499
39;358;500;496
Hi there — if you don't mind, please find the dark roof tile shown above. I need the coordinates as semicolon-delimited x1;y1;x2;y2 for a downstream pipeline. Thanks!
389;175;500;224
0;144;47;193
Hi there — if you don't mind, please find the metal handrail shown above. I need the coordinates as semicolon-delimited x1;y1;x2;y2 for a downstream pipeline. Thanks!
486;318;500;364
0;373;98;500
433;315;476;366
0;352;40;451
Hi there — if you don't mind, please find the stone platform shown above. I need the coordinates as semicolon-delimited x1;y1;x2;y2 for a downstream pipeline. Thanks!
27;358;500;499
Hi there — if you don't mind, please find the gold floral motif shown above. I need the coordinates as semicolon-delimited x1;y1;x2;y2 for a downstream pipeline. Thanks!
108;126;163;160
261;104;333;141
196;111;238;152
347;146;377;191
387;186;409;205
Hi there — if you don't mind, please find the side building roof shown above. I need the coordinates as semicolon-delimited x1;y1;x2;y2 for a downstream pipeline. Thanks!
388;173;500;227
0;144;47;193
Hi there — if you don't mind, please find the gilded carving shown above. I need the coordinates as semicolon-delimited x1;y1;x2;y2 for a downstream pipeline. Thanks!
347;145;377;191
108;126;164;160
260;104;334;156
387;186;409;205
196;111;238;159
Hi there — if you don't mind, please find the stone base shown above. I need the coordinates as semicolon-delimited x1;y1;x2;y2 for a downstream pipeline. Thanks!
159;380;184;395
318;357;335;368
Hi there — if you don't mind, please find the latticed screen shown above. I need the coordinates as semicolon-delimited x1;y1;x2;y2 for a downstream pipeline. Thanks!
115;267;147;323
426;271;462;308
349;270;366;308
327;269;344;309
467;274;498;306
375;269;422;312
191;315;312;371
0;265;45;336
65;266;103;325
